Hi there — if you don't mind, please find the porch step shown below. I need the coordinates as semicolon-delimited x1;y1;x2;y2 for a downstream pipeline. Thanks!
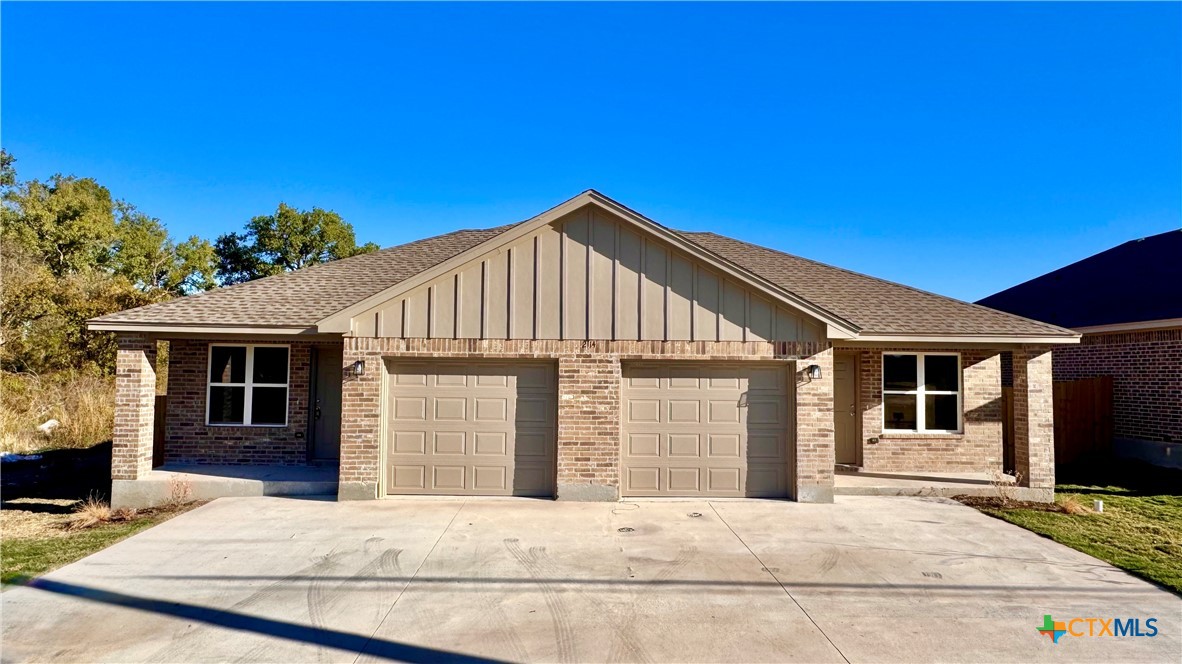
112;464;339;510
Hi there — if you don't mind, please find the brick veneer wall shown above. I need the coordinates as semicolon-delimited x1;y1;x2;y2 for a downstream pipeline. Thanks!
838;347;1003;473
794;347;835;502
1013;346;1054;492
162;338;336;465
338;337;831;502
1052;328;1182;444
113;334;157;480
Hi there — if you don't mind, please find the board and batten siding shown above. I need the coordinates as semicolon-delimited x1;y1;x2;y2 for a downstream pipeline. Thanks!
351;207;825;342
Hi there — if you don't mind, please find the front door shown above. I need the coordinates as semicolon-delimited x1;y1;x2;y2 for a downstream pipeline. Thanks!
311;347;343;461
833;352;859;466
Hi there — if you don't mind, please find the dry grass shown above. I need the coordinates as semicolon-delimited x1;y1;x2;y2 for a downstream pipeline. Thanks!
1060;494;1091;515
66;495;139;531
0;371;115;454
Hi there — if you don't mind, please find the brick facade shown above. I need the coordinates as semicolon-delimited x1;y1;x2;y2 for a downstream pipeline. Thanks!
1013;346;1055;493
793;347;835;502
113;334;157;480
840;347;1003;473
161;338;334;465
337;337;830;502
1052;328;1182;444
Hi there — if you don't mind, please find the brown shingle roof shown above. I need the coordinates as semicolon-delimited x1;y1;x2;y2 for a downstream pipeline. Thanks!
92;202;1073;338
92;223;519;328
676;231;1072;337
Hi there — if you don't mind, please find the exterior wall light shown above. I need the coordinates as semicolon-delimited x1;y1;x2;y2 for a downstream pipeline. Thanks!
806;364;823;381
350;359;366;377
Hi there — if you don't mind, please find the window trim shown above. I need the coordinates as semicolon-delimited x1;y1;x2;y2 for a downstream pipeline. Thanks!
206;344;291;427
881;352;962;434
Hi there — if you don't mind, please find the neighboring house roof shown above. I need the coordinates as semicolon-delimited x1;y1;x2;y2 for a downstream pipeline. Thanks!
90;191;1077;341
977;229;1182;330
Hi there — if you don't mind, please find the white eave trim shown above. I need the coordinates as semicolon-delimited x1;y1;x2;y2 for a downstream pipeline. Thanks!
849;334;1080;345
87;322;321;335
1073;318;1182;334
314;190;862;338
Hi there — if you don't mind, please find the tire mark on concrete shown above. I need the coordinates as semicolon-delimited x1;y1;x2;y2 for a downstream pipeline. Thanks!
468;544;530;663
504;538;577;663
148;550;348;663
514;541;654;664
606;545;694;664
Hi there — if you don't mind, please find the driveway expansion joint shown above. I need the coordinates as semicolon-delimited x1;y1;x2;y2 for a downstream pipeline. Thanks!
707;501;852;664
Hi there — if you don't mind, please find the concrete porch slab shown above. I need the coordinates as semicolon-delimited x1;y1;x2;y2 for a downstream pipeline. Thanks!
112;464;338;509
834;468;1030;499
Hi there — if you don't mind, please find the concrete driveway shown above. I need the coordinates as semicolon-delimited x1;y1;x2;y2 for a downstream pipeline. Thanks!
2;496;1178;663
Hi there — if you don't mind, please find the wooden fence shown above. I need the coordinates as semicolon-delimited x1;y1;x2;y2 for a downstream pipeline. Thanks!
1002;376;1113;469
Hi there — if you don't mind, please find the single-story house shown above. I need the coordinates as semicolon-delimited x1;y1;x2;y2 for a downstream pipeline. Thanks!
978;229;1181;468
89;191;1078;507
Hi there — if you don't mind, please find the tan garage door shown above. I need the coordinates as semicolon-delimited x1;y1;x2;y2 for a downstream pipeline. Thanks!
621;363;791;497
386;362;556;496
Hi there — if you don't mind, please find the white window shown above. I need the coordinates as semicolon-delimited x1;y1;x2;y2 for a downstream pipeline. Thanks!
207;344;290;426
882;352;961;433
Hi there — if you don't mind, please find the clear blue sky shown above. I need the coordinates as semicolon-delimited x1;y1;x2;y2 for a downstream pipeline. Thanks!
3;2;1178;301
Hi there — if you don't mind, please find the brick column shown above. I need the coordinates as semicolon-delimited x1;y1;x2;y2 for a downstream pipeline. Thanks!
556;353;621;501
1012;346;1055;501
112;334;156;481
794;346;835;502
339;338;382;500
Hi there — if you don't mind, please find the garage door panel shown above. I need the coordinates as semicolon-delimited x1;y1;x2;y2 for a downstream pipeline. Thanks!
387;362;556;496
392;431;426;454
391;465;426;490
707;467;741;493
432;466;465;490
474;398;507;422
433;431;466;455
622;362;791;498
708;400;740;423
748;433;784;460
473;431;508;456
394;397;427;420
628;433;660;457
472;466;507;491
747;399;783;425
434;397;466;421
667;468;701;492
747;465;785;496
628;399;660;423
516;398;549;423
668;400;701;423
668;434;700;457
626;467;661;492
708;433;741;458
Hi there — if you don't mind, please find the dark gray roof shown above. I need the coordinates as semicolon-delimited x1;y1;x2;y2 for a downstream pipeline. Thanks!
978;229;1182;329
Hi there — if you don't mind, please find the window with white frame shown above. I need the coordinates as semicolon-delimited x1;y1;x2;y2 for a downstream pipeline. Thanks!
207;345;290;426
882;353;961;433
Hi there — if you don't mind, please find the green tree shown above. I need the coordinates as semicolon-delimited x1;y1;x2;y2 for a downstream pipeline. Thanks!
1;173;116;276
215;203;378;285
112;203;217;295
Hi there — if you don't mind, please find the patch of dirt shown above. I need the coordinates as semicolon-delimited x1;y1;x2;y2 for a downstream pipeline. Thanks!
955;495;1068;513
1;499;78;539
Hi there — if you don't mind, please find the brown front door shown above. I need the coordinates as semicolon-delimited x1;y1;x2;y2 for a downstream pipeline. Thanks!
311;347;343;461
834;352;859;466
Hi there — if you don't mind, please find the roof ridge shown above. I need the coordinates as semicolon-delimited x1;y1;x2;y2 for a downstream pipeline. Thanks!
680;231;1073;336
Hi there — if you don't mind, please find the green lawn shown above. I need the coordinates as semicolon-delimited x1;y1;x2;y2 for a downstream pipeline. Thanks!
977;460;1182;594
2;507;191;586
